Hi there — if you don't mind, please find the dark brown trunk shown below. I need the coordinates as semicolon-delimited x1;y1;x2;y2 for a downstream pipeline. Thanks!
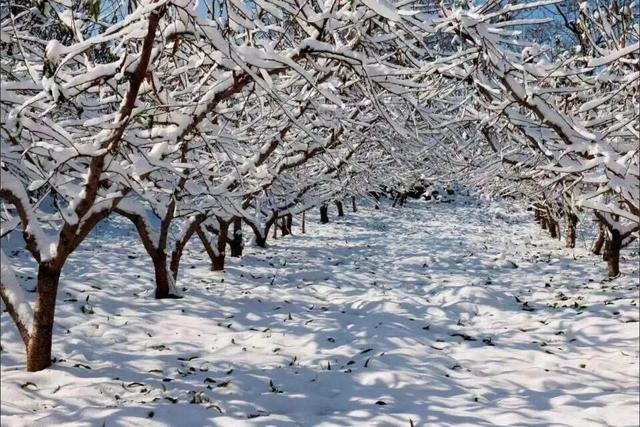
281;216;291;236
152;254;172;299
392;194;399;208
374;193;380;210
606;229;621;277
548;220;558;239
352;196;357;212
196;227;218;267
320;205;329;224
213;220;229;271
230;217;243;257
26;264;61;372
169;216;205;279
169;246;182;280
592;226;605;255
272;220;277;239
302;212;306;234
336;201;344;217
286;214;292;233
255;234;267;247
565;213;577;248
541;217;548;230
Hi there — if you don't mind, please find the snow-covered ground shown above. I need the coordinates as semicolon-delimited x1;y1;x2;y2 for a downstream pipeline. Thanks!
1;198;639;426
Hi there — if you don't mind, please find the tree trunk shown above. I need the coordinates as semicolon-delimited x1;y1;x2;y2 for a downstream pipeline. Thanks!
374;193;380;210
548;219;558;239
169;219;203;280
392;193;399;208
301;212;306;234
230;217;243;257
549;219;560;239
196;226;217;265
541;217;548;230
255;234;267;248
286;214;292;234
26;264;61;372
152;254;172;299
335;201;344;217
592;225;605;255
565;213;578;248
320;205;329;224
212;220;229;271
352;196;357;212
534;209;541;224
281;216;291;236
606;229;622;277
272;220;277;239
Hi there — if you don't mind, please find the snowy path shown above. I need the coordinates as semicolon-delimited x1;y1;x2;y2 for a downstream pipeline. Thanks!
1;199;639;426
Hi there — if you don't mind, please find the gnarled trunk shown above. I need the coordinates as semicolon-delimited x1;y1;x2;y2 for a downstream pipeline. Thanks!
197;226;219;267
27;264;62;372
255;234;267;247
212;219;229;271
230;217;243;257
548;219;558;239
320;205;329;224
606;229;622;277
280;215;291;236
565;213;578;248
152;254;173;299
169;217;203;280
592;225;605;255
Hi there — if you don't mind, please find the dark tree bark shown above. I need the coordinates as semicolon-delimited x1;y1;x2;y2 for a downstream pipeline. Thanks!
352;196;357;212
212;218;230;271
281;215;291;236
152;255;172;298
26;264;61;372
565;213;578;248
245;216;274;248
302;212;306;234
548;219;559;239
286;214;293;234
230;217;243;257
169;216;204;280
255;234;267;247
335;201;344;217
605;229;622;277
592;225;605;255
374;193;380;210
114;208;177;300
320;205;329;224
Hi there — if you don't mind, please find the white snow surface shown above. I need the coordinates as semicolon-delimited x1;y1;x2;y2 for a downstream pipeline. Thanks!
1;198;638;426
